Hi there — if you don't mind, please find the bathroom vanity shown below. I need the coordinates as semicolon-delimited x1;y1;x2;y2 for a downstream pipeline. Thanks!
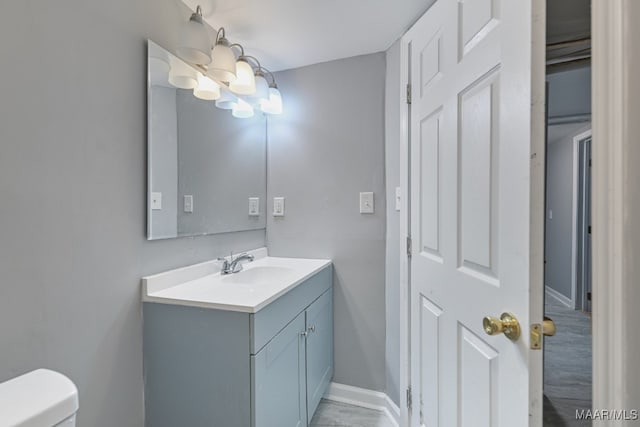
142;249;333;427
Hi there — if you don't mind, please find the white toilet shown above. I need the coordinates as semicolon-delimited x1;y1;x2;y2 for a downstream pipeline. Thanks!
0;369;79;427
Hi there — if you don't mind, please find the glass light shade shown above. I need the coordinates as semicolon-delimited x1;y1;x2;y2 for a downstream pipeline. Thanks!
248;74;270;102
194;73;221;100
232;98;254;118
208;43;237;83
168;57;197;89
229;60;256;95
176;15;212;65
260;87;283;115
215;90;237;110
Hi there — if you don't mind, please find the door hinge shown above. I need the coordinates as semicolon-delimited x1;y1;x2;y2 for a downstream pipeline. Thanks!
406;236;413;257
406;386;413;411
406;83;412;105
588;225;592;235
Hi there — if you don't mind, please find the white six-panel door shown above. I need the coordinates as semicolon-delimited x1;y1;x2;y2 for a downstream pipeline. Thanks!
405;0;546;425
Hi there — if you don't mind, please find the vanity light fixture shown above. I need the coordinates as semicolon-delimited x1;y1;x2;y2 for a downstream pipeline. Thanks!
176;5;212;65
232;98;254;119
208;28;237;83
259;70;283;115
228;46;256;95
241;56;270;103
194;73;221;100
174;5;284;117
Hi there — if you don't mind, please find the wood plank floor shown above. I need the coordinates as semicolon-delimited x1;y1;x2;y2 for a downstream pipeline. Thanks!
309;400;395;427
543;297;592;426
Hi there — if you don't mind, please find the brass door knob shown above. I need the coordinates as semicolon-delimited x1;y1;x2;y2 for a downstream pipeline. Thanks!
482;312;521;341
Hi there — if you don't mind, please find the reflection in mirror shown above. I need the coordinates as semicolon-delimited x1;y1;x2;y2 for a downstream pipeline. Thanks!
147;40;267;240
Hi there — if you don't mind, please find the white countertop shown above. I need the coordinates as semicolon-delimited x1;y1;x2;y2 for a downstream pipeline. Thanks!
142;249;331;313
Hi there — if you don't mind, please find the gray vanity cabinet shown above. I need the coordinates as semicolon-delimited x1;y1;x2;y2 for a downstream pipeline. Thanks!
143;264;333;427
304;289;334;419
252;311;307;427
252;288;333;427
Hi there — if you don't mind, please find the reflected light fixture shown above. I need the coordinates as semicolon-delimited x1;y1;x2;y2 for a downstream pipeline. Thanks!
168;57;197;89
194;73;221;100
176;5;212;65
208;28;237;83
215;89;237;110
232;98;254;118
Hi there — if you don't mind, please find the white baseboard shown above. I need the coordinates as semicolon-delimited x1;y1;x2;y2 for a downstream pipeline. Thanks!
324;382;400;427
545;285;573;308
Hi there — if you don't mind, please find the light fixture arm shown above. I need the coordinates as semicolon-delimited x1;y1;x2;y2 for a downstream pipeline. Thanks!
260;67;278;88
242;55;262;71
229;43;246;58
190;5;204;24
215;27;227;44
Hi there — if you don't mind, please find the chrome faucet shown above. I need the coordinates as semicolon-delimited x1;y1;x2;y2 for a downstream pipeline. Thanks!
217;253;255;275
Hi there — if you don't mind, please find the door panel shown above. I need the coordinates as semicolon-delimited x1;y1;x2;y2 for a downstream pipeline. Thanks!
406;0;545;425
419;296;442;427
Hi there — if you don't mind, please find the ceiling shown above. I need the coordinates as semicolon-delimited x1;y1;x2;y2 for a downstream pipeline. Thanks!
180;0;591;72
547;0;591;45
181;0;435;71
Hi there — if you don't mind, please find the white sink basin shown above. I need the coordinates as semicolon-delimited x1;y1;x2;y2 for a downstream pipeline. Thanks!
221;266;297;286
142;249;331;313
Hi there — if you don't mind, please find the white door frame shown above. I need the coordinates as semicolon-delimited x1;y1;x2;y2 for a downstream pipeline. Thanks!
571;129;592;311
398;35;411;426
591;0;636;415
397;0;636;425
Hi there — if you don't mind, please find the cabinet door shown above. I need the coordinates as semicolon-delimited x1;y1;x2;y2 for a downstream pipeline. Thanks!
305;289;334;420
252;312;307;427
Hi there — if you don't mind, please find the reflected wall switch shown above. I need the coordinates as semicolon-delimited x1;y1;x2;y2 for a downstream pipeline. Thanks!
273;197;285;217
249;197;260;216
184;195;193;213
395;187;401;211
360;192;374;214
151;192;162;210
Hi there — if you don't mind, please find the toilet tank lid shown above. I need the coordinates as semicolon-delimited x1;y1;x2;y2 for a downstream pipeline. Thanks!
0;369;79;427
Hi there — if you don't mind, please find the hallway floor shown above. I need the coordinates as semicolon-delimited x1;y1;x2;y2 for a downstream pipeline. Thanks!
543;297;592;426
310;400;395;427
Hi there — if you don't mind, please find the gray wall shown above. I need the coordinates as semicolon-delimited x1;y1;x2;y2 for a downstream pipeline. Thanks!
384;40;402;405
267;53;387;393
150;85;178;238
545;127;580;299
175;89;266;236
547;67;592;119
0;1;264;426
545;64;592;302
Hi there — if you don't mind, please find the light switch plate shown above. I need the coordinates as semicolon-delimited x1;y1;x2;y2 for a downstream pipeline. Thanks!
151;192;162;210
249;197;260;216
273;197;285;217
360;192;374;214
184;195;193;213
395;187;401;211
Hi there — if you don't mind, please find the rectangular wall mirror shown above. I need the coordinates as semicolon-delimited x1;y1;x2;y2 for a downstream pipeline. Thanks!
147;40;267;240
